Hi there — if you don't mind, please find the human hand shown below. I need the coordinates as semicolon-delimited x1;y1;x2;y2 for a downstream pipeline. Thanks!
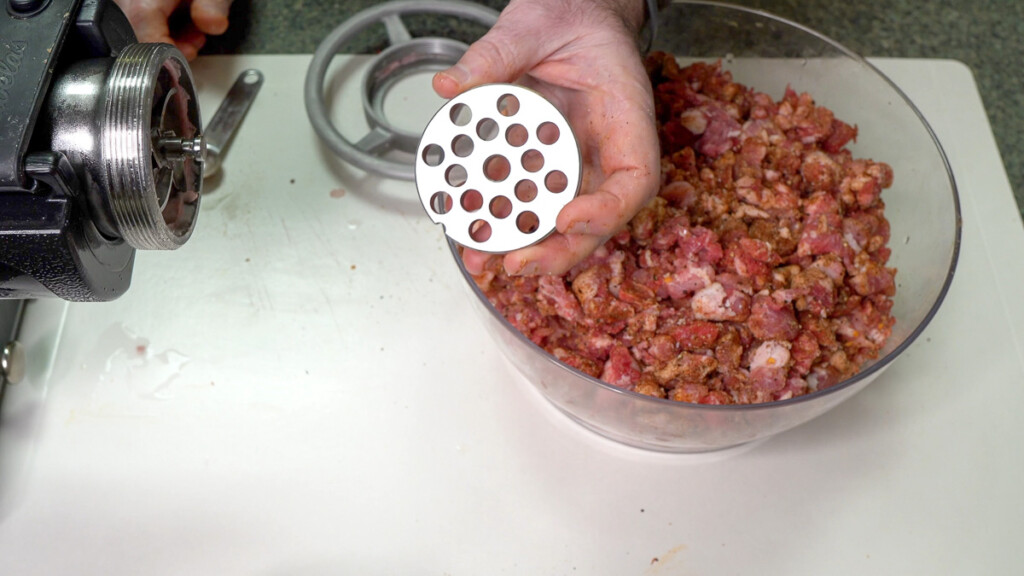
433;0;660;276
114;0;233;60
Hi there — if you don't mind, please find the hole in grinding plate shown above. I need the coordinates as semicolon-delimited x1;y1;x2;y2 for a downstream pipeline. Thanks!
422;143;444;166
537;121;560;145
446;164;468;187
484;155;511;182
506;124;528;147
476;118;498;141
545;170;568;193
461;189;483;212
515;179;538;202
521;149;544;173
450;103;472;126
490;195;513;219
469;219;492;242
516;211;539;234
430;191;453;214
497;94;520;117
452;134;474;158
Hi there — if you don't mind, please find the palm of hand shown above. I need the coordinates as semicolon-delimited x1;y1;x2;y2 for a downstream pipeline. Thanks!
438;1;661;276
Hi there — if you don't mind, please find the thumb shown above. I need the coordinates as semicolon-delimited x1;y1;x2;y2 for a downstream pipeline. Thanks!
191;0;232;35
432;24;550;99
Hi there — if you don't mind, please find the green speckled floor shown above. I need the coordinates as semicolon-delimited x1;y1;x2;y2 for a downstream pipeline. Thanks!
202;0;1024;219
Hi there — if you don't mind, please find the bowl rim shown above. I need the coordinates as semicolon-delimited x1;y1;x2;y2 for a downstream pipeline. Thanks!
451;0;963;412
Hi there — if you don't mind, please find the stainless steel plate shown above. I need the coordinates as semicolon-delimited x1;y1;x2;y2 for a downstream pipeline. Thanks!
415;84;581;253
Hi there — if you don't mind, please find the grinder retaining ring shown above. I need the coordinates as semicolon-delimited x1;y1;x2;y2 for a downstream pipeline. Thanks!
304;0;499;181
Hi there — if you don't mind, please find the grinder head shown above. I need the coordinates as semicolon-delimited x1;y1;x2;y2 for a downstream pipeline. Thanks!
47;42;204;251
0;0;204;301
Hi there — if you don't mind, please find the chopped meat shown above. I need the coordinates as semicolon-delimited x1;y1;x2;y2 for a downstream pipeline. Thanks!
749;340;791;396
601;344;642;388
476;54;896;404
749;293;800;341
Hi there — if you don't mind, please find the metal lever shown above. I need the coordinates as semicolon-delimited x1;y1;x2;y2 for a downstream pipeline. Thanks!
203;69;264;179
1;301;25;386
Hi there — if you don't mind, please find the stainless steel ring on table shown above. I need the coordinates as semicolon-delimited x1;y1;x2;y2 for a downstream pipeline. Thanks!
304;0;500;181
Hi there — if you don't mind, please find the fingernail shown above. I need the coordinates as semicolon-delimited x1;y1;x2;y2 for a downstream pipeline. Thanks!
509;261;540;276
442;64;470;87
565;220;590;235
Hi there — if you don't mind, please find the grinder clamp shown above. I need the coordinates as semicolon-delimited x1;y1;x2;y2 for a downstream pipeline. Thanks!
0;0;203;301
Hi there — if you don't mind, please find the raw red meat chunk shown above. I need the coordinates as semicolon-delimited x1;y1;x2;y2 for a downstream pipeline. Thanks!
473;54;896;405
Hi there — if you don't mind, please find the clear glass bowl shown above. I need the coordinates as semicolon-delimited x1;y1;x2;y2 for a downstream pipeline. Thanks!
449;0;961;452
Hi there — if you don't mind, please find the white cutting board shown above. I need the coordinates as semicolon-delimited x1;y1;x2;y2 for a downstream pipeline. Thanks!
0;56;1021;575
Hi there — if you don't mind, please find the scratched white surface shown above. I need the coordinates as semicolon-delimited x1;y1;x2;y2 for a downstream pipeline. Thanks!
0;56;1021;575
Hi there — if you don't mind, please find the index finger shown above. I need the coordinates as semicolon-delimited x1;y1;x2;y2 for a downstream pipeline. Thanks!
557;80;660;238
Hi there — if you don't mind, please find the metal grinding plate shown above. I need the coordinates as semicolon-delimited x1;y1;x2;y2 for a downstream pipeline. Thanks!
415;84;581;253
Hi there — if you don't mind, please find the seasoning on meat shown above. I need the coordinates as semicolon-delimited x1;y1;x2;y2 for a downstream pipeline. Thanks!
475;53;897;405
